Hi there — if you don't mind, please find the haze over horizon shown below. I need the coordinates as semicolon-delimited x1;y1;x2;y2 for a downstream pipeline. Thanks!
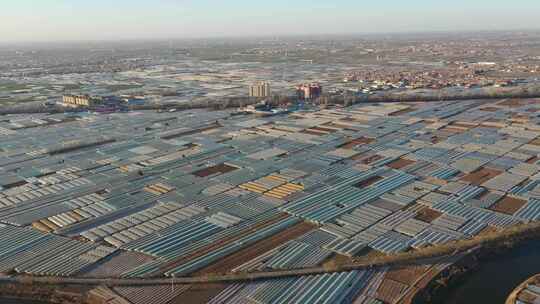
1;0;540;42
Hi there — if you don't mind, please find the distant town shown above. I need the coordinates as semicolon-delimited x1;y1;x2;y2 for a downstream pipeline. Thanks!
1;31;540;114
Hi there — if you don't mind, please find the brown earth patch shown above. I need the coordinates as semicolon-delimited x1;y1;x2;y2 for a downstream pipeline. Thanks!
387;158;416;170
339;136;375;149
353;154;384;165
460;167;502;186
154;213;291;276
414;267;442;289
480;107;499;112
529;138;540;146
414;207;443;223
389;108;416;116
193;222;315;276
170;283;226;304
301;129;325;136
385;264;431;286
528;156;539;164
440;126;466;134
354;175;384;188
310;126;337;133
497;99;526;107
489;196;528;215
376;278;409;304
192;163;238;177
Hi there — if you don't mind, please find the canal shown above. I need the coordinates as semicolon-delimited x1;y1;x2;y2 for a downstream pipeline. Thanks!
437;239;540;303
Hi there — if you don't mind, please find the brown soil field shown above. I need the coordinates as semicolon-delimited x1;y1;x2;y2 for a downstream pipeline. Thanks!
414;267;441;289
154;213;291;276
339;136;375;149
310;126;337;133
376;278;409;304
271;126;295;133
355;175;384;188
451;122;475;128
460;167;502;186
385;264;431;285
354;154;384;165
422;177;448;186
497;99;527;107
512;113;530;120
193;222;315;276
441;126;467;134
530;138;540;146
489;196;528;215
161;123;221;140
171;283;226;304
527;156;539;164
387;158;416;170
192;163;238;177
478;225;500;236
301;129;325;136
349;248;387;265
0;284;86;304
359;248;386;260
480;107;500;112
414;207;443;223
322;253;354;269
429;136;444;144
389;107;417;116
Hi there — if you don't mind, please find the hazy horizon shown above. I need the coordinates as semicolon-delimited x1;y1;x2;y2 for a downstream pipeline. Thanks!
1;0;540;43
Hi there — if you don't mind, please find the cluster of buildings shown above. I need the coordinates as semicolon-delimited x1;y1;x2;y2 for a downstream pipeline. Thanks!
2;33;540;114
342;64;518;91
61;95;103;107
249;82;323;101
295;83;323;100
248;82;271;98
0;98;539;303
61;94;145;111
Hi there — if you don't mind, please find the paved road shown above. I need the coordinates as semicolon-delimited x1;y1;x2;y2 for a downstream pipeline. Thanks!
0;250;473;287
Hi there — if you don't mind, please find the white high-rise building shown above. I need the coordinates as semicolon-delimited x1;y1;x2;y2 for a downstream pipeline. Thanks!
249;82;271;97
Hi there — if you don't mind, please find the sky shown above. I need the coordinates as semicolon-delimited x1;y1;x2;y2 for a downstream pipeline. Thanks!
1;0;540;42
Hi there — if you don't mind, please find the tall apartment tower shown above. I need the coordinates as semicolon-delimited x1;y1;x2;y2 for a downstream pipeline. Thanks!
296;83;322;100
249;82;271;98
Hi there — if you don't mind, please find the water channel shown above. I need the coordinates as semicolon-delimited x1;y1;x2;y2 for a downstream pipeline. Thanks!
436;239;540;303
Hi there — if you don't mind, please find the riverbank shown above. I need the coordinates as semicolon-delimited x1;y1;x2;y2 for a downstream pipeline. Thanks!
505;274;540;304
0;283;86;304
413;237;540;303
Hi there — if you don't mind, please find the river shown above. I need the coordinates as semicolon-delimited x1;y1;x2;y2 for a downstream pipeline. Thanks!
436;239;540;304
